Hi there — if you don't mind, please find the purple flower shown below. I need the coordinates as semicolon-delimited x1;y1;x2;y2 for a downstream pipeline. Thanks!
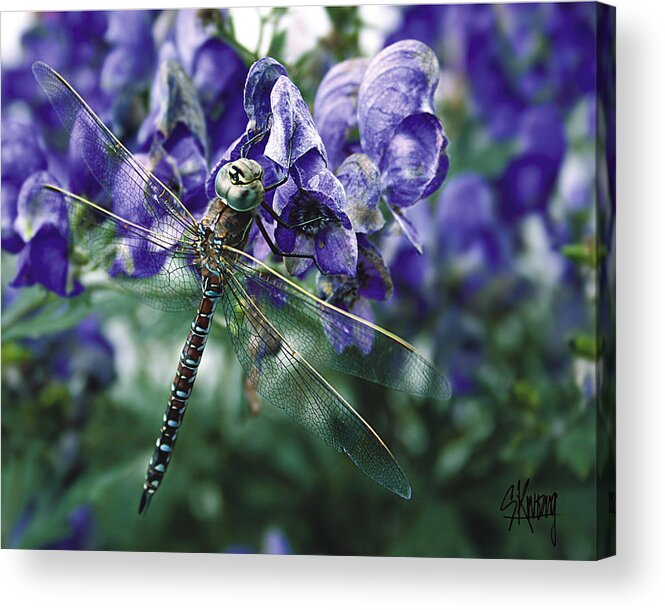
2;12;111;174
437;173;509;293
497;105;566;220
273;150;356;277
45;505;94;551
263;527;292;554
358;40;447;204
315;40;449;251
101;11;157;95
137;57;209;216
223;527;292;555
317;235;392;354
208;58;356;277
1;122;48;253
10;171;82;297
53;316;116;389
386;4;595;142
174;10;247;162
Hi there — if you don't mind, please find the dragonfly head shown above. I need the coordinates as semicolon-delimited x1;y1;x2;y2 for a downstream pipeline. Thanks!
215;158;265;212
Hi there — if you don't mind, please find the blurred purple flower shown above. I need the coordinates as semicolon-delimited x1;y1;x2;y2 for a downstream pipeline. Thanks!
174;10;247;162
223;527;292;555
53;317;116;389
263;527;292;554
45;505;94;551
1;122;48;253
497;105;566;220
386;4;595;140
2;12;111;178
10;171;82;297
101;11;157;94
437;173;509;293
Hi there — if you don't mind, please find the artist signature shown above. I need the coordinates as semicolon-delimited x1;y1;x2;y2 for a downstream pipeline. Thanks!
499;478;558;547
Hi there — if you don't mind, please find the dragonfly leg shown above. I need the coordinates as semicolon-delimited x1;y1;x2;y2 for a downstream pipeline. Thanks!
254;215;325;273
241;121;272;158
260;202;332;230
263;124;298;192
243;376;261;417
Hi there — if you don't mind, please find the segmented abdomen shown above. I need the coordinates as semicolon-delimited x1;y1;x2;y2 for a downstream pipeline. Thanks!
138;279;221;514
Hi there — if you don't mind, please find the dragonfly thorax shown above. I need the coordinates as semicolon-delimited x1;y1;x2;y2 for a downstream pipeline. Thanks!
214;158;265;212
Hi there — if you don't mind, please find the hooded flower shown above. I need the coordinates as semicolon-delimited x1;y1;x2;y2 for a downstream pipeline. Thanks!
314;40;449;251
137;55;210;217
174;9;248;162
1;122;48;253
207;57;356;277
10;171;82;297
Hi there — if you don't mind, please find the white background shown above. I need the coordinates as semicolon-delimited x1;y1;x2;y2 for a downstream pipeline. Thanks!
1;0;663;607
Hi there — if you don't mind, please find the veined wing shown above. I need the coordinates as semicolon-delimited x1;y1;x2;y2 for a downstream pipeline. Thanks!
32;62;200;256
33;62;203;311
222;246;451;400
49;186;202;312
220;267;412;499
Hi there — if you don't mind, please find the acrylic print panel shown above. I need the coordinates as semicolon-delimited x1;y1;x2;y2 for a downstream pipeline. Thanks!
1;3;615;560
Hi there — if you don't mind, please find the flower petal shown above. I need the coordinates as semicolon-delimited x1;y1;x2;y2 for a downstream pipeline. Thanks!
388;205;423;254
264;76;326;168
380;112;447;208
284;232;315;276
313;58;369;170
358;39;440;165
356;235;393;301
314;222;357;276
148;60;208;154
14;171;67;242
244;57;288;133
335;153;384;234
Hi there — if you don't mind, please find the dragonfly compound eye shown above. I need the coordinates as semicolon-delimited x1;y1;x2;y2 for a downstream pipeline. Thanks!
215;159;265;212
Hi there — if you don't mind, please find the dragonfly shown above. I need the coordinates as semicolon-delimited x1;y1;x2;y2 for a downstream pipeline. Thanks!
32;61;452;514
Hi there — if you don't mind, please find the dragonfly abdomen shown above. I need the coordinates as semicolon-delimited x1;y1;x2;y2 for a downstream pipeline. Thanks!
138;285;221;514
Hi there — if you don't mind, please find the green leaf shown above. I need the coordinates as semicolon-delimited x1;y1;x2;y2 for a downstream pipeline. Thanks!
556;416;595;479
267;29;287;60
569;333;602;360
1;293;93;342
562;239;607;268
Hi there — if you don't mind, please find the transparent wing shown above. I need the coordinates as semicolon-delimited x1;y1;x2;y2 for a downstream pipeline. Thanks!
221;269;412;499
222;246;452;400
33;61;203;311
53;187;202;312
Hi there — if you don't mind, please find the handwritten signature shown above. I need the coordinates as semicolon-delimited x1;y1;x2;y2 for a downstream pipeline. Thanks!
499;478;558;547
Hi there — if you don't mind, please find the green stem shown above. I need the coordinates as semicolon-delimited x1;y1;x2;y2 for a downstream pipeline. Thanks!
1;289;53;330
